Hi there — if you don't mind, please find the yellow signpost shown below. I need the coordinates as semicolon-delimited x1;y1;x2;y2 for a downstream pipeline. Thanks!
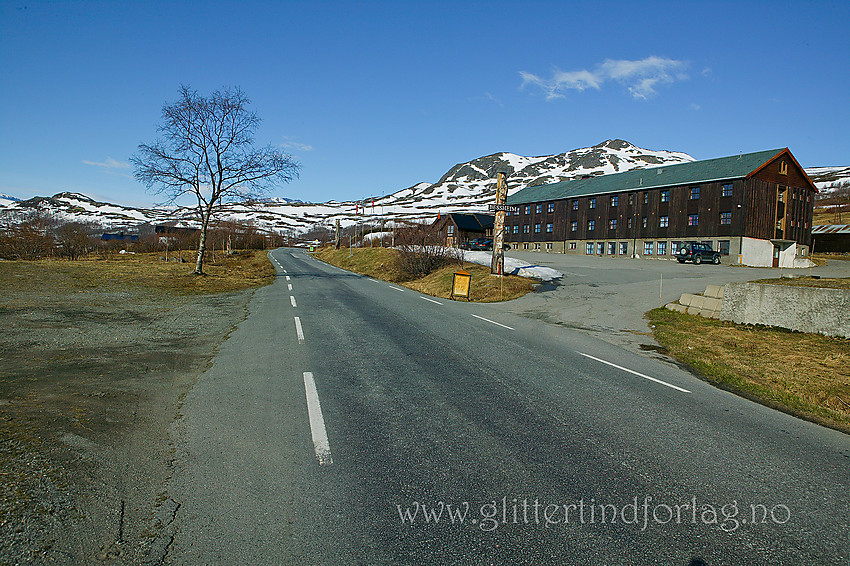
451;270;472;301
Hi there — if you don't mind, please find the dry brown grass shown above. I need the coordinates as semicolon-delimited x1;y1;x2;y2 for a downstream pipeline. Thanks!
648;308;850;434
0;249;275;297
313;246;536;302
750;276;850;290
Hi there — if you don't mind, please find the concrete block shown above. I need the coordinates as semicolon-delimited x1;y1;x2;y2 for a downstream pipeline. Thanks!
666;303;687;313
705;284;724;299
702;297;722;311
705;310;720;319
699;309;717;318
687;306;702;316
679;293;697;307
690;295;707;309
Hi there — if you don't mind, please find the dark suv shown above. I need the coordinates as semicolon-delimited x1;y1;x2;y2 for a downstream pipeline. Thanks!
676;242;722;265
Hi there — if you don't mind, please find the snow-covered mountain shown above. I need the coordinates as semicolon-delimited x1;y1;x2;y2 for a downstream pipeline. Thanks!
0;194;21;208
3;139;839;233
806;166;850;193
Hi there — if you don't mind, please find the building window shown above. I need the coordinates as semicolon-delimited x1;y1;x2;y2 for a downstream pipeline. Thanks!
589;198;597;209
722;183;733;197
572;200;579;211
548;202;555;213
720;212;732;225
690;186;700;200
660;190;670;203
534;243;540;250
628;194;634;205
571;221;578;232
534;224;541;233
779;161;788;175
588;220;596;231
569;242;576;250
642;217;647;229
611;196;619;207
688;214;698;226
628;218;633;229
447;225;454;235
546;223;553;233
535;204;543;214
512;225;519;234
643;192;648;205
657;241;667;255
608;242;616;255
609;219;617;230
586;243;594;255
619;242;628;255
659;216;669;228
644;241;654;255
524;206;531;215
523;243;529;250
718;240;730;255
545;242;553;250
523;225;530;234
597;242;604;255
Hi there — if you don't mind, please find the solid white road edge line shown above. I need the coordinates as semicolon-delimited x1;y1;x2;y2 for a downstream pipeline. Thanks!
420;297;443;305
576;352;691;393
294;316;305;344
471;314;514;330
303;372;333;466
290;296;297;308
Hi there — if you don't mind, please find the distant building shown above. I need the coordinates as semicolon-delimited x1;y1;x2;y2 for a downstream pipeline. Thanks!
432;213;494;247
505;148;816;267
100;232;138;242
812;224;850;253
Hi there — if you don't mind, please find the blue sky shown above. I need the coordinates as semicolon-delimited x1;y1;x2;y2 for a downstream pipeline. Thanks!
1;0;848;206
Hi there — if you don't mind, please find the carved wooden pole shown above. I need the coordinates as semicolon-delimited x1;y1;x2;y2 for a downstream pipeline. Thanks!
491;171;508;275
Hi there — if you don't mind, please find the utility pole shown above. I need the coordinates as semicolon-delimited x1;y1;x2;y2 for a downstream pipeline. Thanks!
491;171;509;275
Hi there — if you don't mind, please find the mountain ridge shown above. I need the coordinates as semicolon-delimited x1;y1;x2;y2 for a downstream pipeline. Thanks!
1;140;845;231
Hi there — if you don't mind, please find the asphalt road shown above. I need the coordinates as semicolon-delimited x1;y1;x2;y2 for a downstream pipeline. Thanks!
162;249;849;565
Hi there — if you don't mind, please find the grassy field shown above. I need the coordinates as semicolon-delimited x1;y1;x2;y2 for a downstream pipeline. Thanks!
647;308;850;434
312;246;536;302
0;249;276;297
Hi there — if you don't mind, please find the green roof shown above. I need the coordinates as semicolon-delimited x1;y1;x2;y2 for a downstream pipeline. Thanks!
507;149;785;205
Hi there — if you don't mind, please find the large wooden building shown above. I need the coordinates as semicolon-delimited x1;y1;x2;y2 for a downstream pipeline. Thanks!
432;213;494;248
504;148;817;267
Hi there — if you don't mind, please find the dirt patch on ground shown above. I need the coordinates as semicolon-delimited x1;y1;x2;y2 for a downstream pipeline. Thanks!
0;254;267;564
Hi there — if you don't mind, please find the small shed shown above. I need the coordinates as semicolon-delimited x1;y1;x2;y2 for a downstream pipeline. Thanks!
812;224;850;253
432;213;494;247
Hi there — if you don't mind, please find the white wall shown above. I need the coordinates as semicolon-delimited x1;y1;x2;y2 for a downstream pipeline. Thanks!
740;237;773;267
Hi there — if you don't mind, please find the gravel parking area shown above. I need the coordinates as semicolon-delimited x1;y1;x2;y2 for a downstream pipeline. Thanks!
1;263;253;564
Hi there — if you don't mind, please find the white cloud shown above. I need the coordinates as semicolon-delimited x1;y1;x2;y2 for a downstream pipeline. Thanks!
280;137;313;152
82;157;131;169
520;56;689;100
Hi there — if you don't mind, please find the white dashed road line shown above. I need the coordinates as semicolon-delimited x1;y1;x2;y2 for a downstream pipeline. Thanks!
420;297;443;305
303;372;333;466
388;285;405;292
294;317;305;344
288;284;293;291
290;296;297;308
576;352;691;393
471;314;514;330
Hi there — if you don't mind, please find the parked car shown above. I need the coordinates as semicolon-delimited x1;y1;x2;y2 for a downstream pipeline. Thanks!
463;238;510;251
676;241;722;264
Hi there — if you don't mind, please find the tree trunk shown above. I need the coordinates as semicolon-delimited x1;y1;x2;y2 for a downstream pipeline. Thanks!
195;212;211;275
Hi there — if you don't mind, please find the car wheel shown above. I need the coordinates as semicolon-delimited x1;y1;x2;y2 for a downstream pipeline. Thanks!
694;255;702;265
713;255;721;265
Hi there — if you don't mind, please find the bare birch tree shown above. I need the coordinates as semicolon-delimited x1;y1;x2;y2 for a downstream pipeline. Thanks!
131;85;300;274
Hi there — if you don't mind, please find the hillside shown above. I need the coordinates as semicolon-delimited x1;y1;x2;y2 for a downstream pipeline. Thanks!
2;140;845;232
